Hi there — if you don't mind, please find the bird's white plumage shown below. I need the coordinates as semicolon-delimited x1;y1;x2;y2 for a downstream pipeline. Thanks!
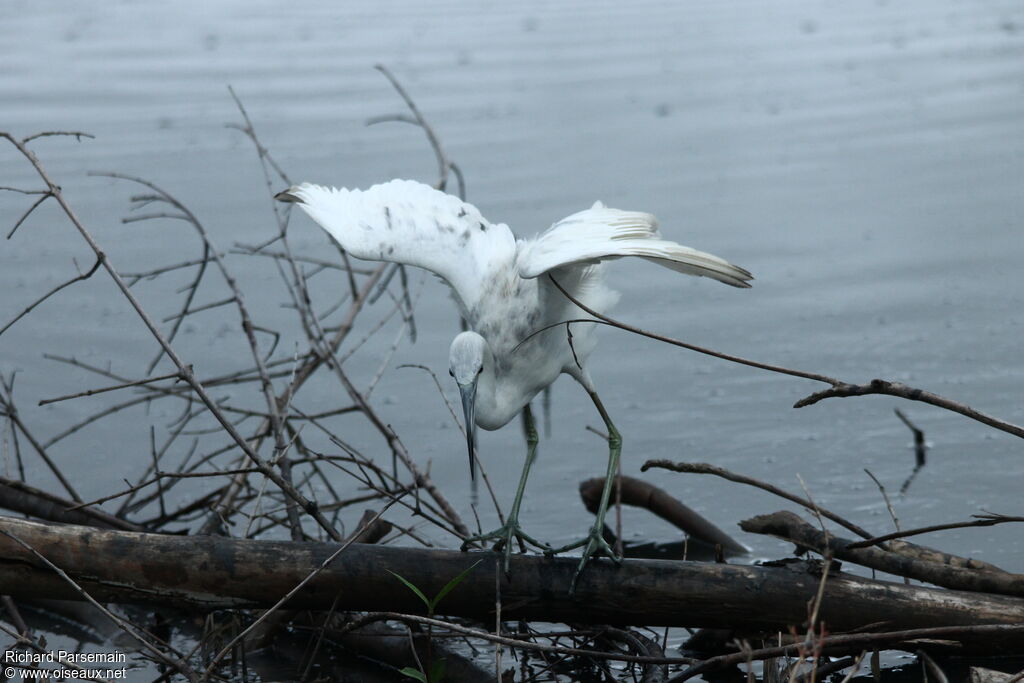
279;177;752;578
280;180;517;315
278;178;752;431
518;201;752;287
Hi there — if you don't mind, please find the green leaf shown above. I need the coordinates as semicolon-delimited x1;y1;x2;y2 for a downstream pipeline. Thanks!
428;657;447;683
428;559;482;613
387;570;431;611
399;666;427;682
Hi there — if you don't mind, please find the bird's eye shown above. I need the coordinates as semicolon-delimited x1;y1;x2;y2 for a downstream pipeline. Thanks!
448;369;454;377
477;367;483;375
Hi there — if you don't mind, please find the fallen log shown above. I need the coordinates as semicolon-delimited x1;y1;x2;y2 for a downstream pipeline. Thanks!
1;516;1022;653
741;510;1024;597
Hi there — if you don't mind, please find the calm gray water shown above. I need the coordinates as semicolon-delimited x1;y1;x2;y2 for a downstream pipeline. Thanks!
2;0;1023;592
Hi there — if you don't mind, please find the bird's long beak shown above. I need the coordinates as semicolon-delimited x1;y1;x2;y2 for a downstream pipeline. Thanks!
458;379;479;496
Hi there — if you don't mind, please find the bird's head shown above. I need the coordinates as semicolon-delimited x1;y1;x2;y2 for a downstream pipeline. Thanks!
449;331;487;490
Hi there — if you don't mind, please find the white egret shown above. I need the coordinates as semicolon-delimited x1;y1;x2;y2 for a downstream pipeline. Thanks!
275;179;751;583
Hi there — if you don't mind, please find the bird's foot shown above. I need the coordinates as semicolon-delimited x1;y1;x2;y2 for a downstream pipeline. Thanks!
461;520;551;572
545;524;622;593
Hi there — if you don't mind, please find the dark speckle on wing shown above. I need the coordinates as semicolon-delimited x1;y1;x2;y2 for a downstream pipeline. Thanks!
384;206;392;229
479;221;487;232
466;268;550;377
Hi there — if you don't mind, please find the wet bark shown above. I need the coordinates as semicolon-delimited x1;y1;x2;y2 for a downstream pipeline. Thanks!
1;516;1022;655
741;510;1024;597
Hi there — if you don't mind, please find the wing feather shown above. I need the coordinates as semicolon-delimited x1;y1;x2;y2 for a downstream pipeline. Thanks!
277;180;517;311
517;202;752;288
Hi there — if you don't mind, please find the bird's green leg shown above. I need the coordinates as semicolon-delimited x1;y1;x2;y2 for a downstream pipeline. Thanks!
545;389;622;591
461;404;549;571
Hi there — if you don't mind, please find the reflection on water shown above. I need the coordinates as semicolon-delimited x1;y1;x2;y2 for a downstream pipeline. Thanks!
2;0;1022;583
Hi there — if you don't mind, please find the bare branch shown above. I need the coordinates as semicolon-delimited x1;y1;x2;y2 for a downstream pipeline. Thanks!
641;460;874;540
6;191;52;239
2;133;344;541
846;513;1024;551
0;377;82;502
121;254;219;285
546;275;1024;439
38;368;183;406
0;256;101;337
21;131;95;144
160;295;235;323
794;379;1024;438
372;64;451;192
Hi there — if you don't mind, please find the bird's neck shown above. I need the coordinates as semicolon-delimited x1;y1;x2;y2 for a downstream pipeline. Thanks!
472;346;517;430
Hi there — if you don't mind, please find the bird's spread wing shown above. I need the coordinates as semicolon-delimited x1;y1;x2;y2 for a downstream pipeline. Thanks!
517;201;752;288
277;180;517;311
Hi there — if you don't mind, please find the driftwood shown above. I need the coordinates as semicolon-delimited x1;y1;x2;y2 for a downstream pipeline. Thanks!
578;475;747;555
741;510;1024;597
644;461;1011;574
0;476;144;532
1;516;1023;654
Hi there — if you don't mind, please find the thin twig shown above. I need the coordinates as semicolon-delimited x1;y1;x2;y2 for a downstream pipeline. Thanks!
160;296;236;323
6;192;51;239
0;379;82;502
38;368;183;406
864;469;900;533
795;379;1024;438
845;513;1024;550
0;256;101;336
372;64;450;192
641;460;874;540
203;499;401;675
2;133;342;542
103;171;310;539
545;275;1024;439
21;131;95;144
